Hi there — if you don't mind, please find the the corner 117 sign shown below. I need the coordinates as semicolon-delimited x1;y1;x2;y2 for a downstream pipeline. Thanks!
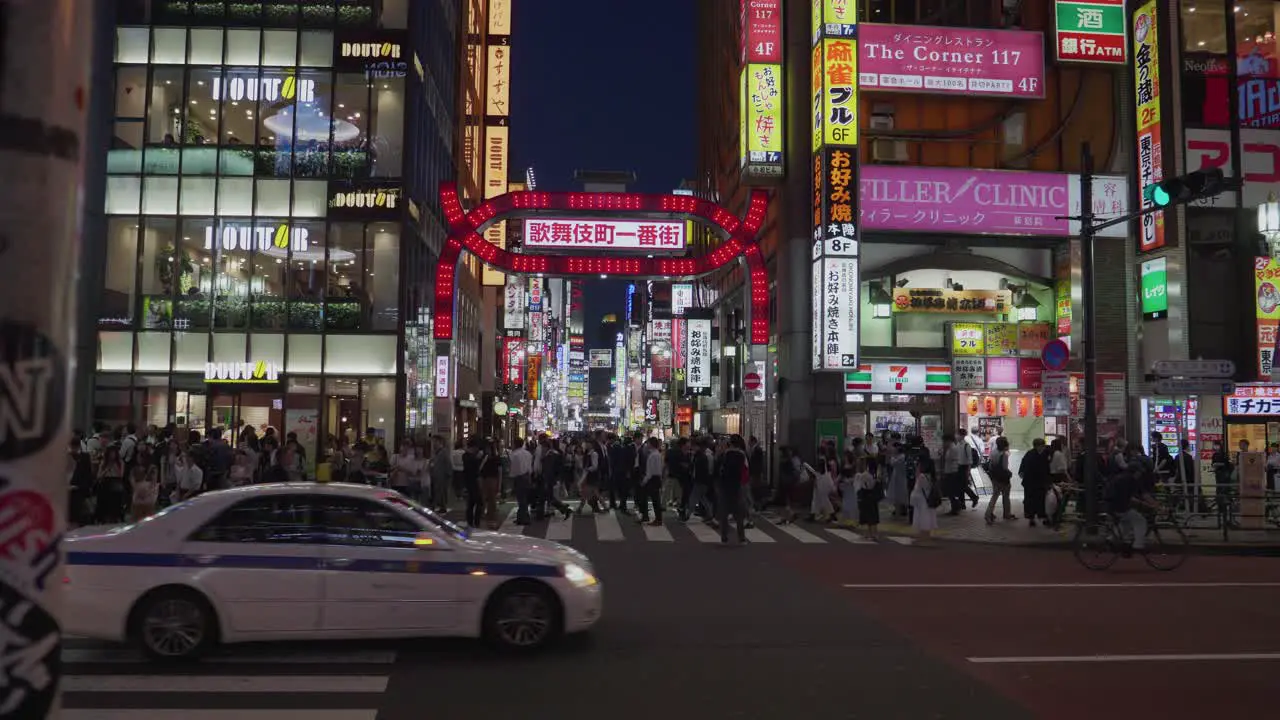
1055;0;1126;65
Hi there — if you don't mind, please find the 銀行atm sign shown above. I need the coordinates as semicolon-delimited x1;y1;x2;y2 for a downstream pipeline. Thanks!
1055;0;1127;65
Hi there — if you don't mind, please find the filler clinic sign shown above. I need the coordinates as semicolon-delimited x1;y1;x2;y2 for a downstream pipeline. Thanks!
858;165;1129;238
1133;0;1166;252
523;218;687;252
858;24;1045;99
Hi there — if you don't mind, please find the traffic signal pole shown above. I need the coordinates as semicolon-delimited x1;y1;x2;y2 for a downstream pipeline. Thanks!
0;1;94;717
1079;143;1101;526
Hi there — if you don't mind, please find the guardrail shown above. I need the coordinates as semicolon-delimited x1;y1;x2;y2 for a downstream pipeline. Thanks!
1051;484;1280;543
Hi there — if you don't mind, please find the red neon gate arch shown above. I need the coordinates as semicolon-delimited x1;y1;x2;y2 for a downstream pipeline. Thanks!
433;182;771;345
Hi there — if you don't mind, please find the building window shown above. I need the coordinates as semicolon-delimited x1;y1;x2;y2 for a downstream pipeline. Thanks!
1182;0;1276;56
116;27;150;64
370;77;405;177
103;218;140;327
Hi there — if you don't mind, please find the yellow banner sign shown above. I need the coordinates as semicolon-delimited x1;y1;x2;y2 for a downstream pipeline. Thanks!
741;64;784;179
952;322;985;356
984;323;1019;357
820;38;858;147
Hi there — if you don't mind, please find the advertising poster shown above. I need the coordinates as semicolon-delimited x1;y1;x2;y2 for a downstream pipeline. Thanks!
524;218;686;252
984;323;1019;356
1054;0;1127;65
502;276;525;330
1017;323;1052;353
742;63;784;178
859;165;1129;237
859;24;1045;98
814;257;860;369
814;146;859;252
1255;256;1280;379
952;322;985;355
685;315;713;393
285;410;319;474
481;125;509;286
1133;0;1165;252
1141;256;1168;319
986;357;1020;390
952;357;986;390
844;364;951;394
820;38;858;146
1184;127;1280;209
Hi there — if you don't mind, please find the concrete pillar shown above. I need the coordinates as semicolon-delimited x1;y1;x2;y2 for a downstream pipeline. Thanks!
0;0;95;716
776;0;845;458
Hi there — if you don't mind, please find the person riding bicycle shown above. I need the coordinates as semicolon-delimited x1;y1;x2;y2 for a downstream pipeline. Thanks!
1105;453;1157;553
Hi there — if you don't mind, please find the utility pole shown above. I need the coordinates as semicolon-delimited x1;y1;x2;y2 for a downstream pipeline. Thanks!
0;1;93;717
1079;143;1101;526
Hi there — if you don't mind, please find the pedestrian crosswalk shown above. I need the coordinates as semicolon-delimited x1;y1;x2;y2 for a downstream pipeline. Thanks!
61;637;391;719
483;504;916;546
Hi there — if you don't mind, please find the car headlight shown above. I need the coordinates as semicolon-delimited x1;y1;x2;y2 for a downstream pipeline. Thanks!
562;562;598;588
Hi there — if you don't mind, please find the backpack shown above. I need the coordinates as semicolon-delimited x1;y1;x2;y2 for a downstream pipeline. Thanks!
968;443;981;467
924;475;943;508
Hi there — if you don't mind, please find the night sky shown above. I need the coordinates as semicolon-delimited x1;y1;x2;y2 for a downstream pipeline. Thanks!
509;0;698;345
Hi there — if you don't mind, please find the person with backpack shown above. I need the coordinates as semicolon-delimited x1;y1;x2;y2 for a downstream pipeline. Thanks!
956;428;980;509
910;451;940;543
984;436;1016;524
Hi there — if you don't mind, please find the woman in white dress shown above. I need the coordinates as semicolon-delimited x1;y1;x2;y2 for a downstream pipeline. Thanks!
909;455;939;543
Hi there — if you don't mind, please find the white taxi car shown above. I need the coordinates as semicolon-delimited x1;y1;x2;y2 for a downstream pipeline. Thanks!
65;483;601;659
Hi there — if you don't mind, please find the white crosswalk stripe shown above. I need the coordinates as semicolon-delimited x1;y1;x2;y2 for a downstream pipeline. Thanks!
61;639;392;717
473;504;924;546
545;513;573;540
594;510;625;541
641;522;674;542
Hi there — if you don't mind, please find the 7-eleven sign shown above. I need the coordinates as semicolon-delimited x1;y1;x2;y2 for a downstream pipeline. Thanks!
845;363;952;394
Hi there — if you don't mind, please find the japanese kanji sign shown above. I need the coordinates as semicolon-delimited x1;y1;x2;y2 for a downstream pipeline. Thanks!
1255;256;1280;380
741;63;784;179
685;314;713;393
892;288;1012;314
1055;0;1126;65
503;277;525;330
812;146;859;251
522;218;687;253
951;322;985;356
1133;0;1166;252
859;24;1045;99
819;38;858;146
1225;385;1280;417
742;0;782;63
811;256;860;371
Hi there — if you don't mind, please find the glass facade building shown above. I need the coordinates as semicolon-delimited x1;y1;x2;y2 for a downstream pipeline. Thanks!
84;0;459;463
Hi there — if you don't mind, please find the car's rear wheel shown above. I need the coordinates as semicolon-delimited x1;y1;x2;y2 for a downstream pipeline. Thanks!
132;588;217;661
483;580;562;652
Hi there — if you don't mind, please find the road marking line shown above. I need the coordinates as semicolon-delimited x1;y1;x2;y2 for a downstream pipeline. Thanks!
594;511;625;541
642;522;674;542
63;675;389;693
967;653;1280;665
66;707;373;712
62;649;397;665
886;536;914;546
744;526;775;543
827;528;875;544
842;582;1280;589
769;521;828;544
684;519;721;543
545;514;573;541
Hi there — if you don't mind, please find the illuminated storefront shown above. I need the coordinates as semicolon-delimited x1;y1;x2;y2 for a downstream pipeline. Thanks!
84;1;458;463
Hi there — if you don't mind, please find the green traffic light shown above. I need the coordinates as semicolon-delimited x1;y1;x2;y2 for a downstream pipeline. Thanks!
1152;185;1171;206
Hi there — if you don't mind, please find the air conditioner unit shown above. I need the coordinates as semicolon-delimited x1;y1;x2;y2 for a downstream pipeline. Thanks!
872;139;908;163
869;115;894;131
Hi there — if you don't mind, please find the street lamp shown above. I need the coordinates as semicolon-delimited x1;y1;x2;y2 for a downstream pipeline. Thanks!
1015;291;1041;322
1257;196;1280;257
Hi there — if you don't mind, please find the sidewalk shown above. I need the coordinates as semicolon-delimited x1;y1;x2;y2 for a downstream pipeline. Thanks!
866;500;1280;554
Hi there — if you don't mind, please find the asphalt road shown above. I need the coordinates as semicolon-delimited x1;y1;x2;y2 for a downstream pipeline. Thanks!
62;525;1280;720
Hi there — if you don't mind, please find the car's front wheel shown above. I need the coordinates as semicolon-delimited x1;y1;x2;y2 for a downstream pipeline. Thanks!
483;580;562;652
132;588;217;661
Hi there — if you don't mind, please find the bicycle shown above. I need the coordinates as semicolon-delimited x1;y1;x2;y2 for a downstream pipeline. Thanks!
1072;512;1189;571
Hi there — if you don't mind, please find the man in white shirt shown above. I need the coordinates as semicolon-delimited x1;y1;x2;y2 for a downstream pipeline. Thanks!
638;437;664;525
508;440;534;525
